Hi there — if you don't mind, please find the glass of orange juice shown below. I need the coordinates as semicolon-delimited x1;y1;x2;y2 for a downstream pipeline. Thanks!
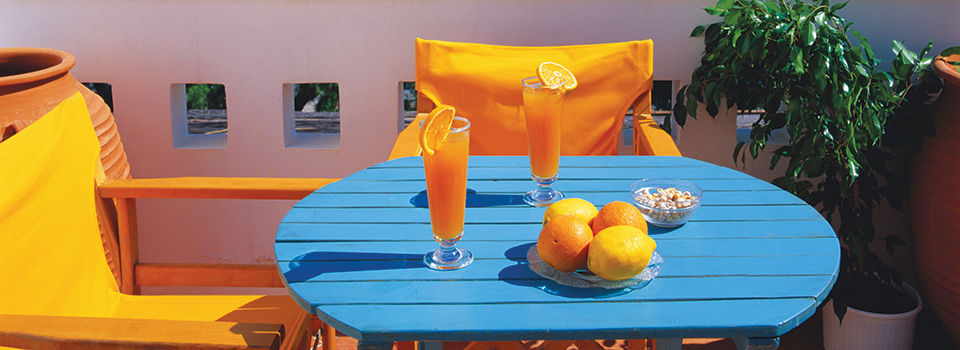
520;76;565;207
423;116;473;270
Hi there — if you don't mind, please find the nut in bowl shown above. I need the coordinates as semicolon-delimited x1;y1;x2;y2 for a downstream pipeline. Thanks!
631;179;702;228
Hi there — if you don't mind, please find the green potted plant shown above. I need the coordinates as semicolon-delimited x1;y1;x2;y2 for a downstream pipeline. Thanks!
667;0;958;348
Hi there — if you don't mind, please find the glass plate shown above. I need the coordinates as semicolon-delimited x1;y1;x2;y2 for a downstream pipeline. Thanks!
527;244;663;290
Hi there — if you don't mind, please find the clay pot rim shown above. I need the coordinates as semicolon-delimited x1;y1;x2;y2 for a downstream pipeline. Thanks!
0;47;75;86
934;54;960;88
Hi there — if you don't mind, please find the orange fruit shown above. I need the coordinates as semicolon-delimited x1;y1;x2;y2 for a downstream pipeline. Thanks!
537;62;578;91
543;198;598;226
592;201;647;234
418;105;456;156
588;225;657;281
537;215;593;272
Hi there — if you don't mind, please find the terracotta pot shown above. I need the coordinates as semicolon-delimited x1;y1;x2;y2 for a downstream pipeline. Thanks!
910;54;960;346
0;47;130;180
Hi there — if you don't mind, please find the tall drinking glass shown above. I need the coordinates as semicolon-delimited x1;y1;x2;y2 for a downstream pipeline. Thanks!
521;76;564;207
423;116;473;270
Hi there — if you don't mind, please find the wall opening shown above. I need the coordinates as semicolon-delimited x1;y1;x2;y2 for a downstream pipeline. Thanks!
82;82;114;112
171;83;227;148
283;82;340;148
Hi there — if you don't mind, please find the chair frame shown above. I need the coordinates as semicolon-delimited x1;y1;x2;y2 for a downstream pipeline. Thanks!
94;176;340;350
389;92;680;160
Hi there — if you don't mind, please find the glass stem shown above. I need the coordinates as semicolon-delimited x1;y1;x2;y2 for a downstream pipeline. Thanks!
535;176;555;197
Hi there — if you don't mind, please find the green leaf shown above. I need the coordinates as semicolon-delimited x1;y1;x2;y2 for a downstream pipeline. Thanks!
691;25;706;37
851;30;874;62
716;0;736;10
704;6;726;16
831;1;848;12
940;46;960;56
733;142;746;164
865;113;881;140
814;11;826;27
686;96;699;120
854;63;869;77
802;21;817;47
791;46;805;74
892;40;906;56
725;11;741;26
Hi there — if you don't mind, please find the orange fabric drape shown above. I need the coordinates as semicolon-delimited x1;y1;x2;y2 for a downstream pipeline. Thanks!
416;38;653;156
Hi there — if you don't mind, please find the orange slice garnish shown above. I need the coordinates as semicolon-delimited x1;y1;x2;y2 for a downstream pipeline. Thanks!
419;105;456;156
537;62;578;91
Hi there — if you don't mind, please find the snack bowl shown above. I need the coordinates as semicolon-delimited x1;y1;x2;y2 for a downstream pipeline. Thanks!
630;179;702;228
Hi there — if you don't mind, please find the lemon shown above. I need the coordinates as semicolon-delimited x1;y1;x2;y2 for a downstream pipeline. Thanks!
543;198;598;226
587;225;656;281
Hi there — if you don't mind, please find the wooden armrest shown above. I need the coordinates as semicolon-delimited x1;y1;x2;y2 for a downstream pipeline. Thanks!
136;263;284;288
98;177;338;200
0;314;283;350
634;113;682;156
388;113;428;160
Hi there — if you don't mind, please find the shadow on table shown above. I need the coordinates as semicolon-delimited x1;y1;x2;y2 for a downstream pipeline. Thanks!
410;189;526;208
498;243;636;299
282;251;426;283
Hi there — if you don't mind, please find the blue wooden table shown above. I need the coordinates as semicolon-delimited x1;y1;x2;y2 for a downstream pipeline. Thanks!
275;156;839;350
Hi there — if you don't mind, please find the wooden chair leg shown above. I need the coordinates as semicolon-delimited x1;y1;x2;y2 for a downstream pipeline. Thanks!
627;339;649;350
397;341;418;350
320;321;336;350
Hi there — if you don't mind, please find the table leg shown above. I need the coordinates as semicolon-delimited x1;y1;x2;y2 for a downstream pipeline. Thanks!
359;341;395;350
733;337;780;350
653;338;681;350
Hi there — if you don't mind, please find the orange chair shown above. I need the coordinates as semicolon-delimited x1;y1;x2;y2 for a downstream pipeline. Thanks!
0;93;340;350
389;39;681;350
389;38;680;159
0;93;291;349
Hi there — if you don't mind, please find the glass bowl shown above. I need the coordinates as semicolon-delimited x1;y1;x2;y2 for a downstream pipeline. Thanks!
630;179;702;228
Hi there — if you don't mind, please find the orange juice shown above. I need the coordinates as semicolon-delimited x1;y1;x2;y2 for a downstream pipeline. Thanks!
423;118;470;239
522;84;563;178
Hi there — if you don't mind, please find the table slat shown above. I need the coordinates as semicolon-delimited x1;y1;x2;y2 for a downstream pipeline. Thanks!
277;219;834;241
279;254;839;283
275;237;840;261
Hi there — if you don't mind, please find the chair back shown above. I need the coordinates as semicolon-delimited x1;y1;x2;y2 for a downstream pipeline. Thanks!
415;38;653;155
0;93;120;317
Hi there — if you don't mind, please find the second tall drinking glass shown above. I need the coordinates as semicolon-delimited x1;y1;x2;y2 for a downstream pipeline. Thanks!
423;116;473;270
521;76;565;207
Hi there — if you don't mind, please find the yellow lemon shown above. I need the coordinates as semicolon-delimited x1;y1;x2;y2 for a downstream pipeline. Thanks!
543;198;598;226
587;225;656;281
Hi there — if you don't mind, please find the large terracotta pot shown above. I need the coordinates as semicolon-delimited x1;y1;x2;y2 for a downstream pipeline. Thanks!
0;47;130;179
910;54;960;346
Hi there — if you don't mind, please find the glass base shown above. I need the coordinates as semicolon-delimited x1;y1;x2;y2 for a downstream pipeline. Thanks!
523;173;563;207
424;232;473;270
523;189;564;207
424;247;473;270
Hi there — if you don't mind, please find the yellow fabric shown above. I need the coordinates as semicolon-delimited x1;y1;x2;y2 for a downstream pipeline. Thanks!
0;93;121;317
0;94;309;345
416;38;653;155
